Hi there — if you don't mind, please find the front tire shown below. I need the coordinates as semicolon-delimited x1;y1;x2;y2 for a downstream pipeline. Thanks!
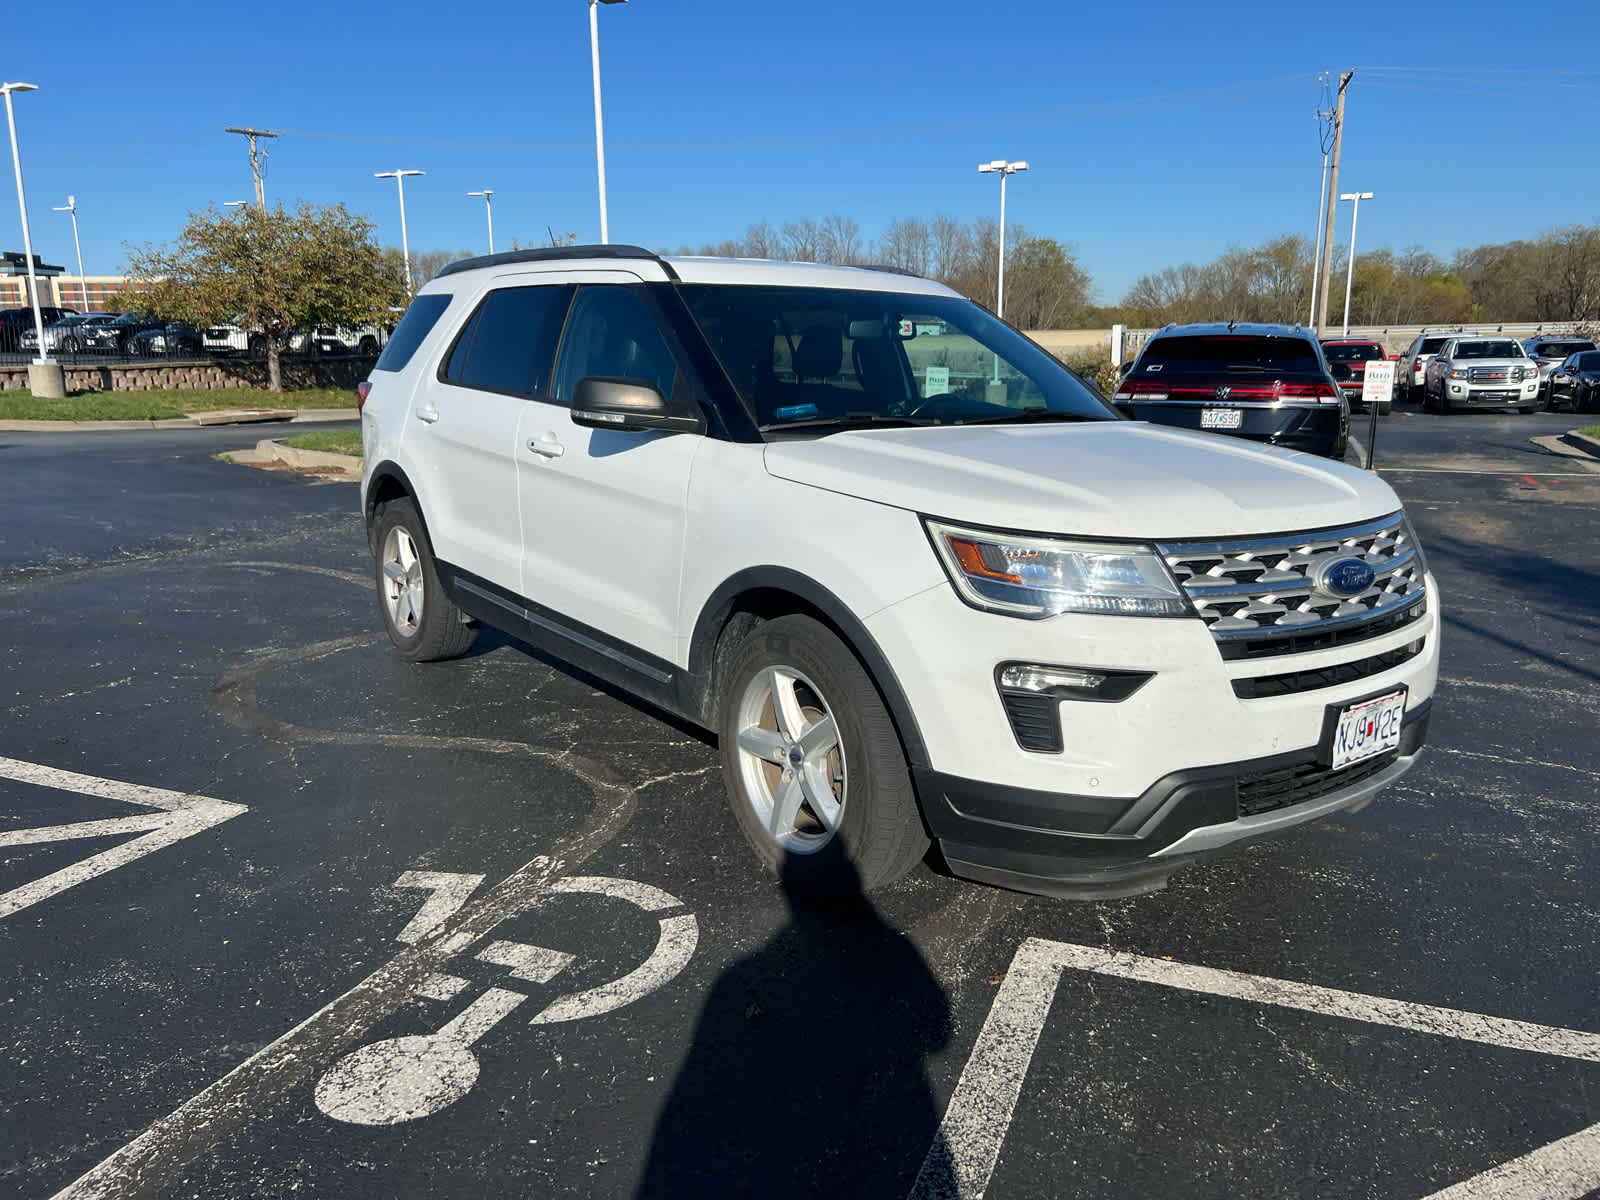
719;614;928;895
372;498;477;662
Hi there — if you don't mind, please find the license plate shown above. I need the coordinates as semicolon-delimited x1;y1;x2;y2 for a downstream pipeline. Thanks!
1200;407;1242;429
1331;689;1406;770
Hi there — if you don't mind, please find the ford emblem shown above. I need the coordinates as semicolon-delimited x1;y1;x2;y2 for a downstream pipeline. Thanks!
1314;556;1376;599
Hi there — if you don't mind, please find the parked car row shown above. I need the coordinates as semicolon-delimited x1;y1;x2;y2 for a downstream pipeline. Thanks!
0;307;388;359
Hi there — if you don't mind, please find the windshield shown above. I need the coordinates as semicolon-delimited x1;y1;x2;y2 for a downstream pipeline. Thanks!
1322;343;1384;361
1454;340;1522;359
676;284;1115;431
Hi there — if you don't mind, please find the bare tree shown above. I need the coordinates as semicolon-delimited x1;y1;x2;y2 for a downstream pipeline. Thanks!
743;221;782;259
818;214;864;265
879;217;932;276
781;218;822;262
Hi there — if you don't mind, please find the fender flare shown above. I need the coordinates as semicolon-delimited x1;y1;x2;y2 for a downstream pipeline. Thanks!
687;566;930;769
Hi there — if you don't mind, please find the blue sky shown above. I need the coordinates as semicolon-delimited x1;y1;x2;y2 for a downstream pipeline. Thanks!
4;0;1598;305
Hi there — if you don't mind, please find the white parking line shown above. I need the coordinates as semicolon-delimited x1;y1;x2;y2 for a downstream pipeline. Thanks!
0;756;247;920
911;938;1600;1200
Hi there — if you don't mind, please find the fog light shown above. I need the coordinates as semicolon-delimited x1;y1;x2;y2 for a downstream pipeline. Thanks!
997;662;1153;703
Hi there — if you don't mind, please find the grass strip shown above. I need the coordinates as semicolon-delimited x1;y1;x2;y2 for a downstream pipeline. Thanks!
0;387;358;421
280;430;362;456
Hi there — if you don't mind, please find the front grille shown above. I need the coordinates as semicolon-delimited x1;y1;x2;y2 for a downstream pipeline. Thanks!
1232;640;1425;699
1468;367;1508;383
1236;750;1400;817
1159;513;1427;656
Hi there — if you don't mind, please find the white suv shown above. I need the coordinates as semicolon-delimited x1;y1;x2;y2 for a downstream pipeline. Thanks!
359;246;1439;898
1422;336;1540;413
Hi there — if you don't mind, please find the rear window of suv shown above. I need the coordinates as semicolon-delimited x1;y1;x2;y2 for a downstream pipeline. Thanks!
1136;334;1325;379
375;294;451;373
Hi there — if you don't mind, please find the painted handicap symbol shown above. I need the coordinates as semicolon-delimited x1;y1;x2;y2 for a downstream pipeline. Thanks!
314;871;697;1126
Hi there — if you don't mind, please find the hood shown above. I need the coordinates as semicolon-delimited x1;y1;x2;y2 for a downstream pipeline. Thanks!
762;421;1400;540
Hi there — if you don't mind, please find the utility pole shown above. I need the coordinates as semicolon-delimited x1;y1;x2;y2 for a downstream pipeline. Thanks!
1315;71;1352;336
224;126;277;210
1307;75;1334;328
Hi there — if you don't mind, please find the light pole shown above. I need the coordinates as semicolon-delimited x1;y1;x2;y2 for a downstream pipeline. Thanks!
224;200;249;210
1339;190;1373;336
977;159;1027;320
468;189;495;255
2;81;50;365
375;169;424;290
53;195;88;313
589;0;626;243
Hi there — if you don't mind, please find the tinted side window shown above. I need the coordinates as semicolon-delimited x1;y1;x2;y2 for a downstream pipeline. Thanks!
445;285;573;396
374;294;451;373
552;286;678;405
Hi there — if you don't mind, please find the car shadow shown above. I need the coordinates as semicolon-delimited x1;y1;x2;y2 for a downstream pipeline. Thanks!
634;853;953;1197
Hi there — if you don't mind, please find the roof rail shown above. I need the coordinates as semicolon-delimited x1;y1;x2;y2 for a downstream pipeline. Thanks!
436;243;678;280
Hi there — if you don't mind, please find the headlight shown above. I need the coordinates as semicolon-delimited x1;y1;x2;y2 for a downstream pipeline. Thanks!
1448;368;1468;379
925;519;1190;619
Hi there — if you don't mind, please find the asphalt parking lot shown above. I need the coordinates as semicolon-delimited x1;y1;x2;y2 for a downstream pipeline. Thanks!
2;409;1597;1199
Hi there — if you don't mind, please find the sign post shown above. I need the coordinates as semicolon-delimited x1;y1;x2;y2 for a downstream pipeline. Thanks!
1361;360;1395;469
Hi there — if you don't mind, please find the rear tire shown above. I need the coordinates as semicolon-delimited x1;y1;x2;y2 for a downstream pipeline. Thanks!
719;614;928;895
372;498;477;663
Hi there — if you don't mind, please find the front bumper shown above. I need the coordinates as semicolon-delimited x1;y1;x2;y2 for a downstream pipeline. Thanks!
1442;379;1539;408
920;702;1429;899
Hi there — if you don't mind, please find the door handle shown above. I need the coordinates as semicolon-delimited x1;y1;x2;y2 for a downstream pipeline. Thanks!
416;403;440;424
528;436;565;459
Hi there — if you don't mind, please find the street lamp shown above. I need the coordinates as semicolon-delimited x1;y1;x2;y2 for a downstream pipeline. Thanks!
375;169;424;290
588;0;627;243
1339;190;1373;337
53;195;88;313
468;189;495;255
977;159;1027;320
224;200;249;210
1;81;50;364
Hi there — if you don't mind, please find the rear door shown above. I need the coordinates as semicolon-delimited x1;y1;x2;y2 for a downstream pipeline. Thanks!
403;282;572;592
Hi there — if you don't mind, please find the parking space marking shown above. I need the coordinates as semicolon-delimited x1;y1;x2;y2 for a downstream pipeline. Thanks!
0;755;247;920
51;863;698;1197
910;937;1600;1200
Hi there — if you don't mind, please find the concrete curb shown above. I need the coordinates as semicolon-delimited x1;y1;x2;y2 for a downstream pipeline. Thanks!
251;438;362;475
1562;429;1600;460
0;408;358;432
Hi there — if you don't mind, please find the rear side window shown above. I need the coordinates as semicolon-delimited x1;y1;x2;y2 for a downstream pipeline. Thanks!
1137;335;1324;379
374;294;451;373
1419;337;1450;354
443;285;574;396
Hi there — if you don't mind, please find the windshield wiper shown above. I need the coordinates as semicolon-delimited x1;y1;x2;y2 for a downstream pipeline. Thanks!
758;411;942;433
958;407;1102;425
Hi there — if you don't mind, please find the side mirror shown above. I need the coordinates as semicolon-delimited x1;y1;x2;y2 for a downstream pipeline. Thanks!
570;376;705;435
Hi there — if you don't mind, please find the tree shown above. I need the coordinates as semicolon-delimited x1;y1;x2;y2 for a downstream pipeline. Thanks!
124;202;408;392
411;248;476;285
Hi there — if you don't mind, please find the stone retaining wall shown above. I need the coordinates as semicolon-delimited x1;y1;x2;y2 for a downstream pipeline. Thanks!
0;354;376;392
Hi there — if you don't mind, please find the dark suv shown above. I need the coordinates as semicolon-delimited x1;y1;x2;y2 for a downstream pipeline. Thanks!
1114;323;1347;458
